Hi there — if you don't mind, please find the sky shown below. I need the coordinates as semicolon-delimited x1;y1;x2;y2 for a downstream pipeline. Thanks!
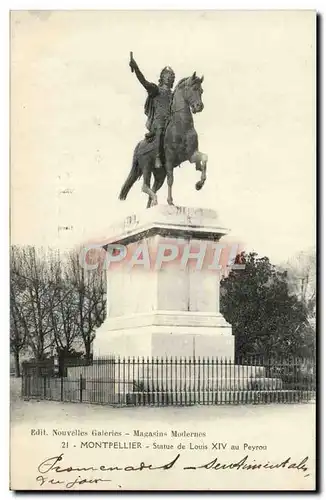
10;10;316;264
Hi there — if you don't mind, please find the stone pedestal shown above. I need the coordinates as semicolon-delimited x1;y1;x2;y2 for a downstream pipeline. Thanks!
93;205;234;360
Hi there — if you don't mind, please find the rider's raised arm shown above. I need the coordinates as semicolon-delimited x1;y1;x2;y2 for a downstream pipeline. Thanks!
131;59;158;96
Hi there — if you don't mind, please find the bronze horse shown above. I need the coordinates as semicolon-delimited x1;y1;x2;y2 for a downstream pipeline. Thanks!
119;73;207;207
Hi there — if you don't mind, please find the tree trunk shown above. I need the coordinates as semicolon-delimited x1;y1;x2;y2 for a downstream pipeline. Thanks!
85;341;91;361
14;350;21;378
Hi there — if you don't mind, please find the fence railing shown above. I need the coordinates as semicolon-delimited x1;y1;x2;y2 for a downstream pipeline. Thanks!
21;356;316;406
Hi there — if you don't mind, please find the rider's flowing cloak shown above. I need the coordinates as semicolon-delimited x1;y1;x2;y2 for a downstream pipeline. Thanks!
144;95;154;131
144;83;159;132
143;83;174;139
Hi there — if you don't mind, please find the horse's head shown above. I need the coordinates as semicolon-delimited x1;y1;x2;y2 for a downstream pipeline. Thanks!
184;72;204;114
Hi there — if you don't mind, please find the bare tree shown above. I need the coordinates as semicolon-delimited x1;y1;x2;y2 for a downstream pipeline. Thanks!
47;254;82;355
284;249;316;326
67;251;106;359
10;245;106;368
10;246;62;362
10;246;30;376
281;249;316;357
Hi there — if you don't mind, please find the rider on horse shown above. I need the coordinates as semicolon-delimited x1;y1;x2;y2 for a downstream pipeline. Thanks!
129;52;175;169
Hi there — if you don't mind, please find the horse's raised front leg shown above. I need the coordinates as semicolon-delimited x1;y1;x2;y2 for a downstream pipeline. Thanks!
166;162;174;205
141;165;158;207
190;151;208;191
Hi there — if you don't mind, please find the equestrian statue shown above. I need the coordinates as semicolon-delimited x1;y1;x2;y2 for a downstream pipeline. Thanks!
119;52;207;207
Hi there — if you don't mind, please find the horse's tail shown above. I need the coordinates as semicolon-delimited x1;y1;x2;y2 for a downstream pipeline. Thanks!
119;145;142;200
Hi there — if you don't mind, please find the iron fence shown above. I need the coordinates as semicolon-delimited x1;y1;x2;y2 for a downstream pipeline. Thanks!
21;356;316;406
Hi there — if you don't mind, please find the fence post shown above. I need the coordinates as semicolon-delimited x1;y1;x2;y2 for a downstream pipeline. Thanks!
21;368;25;398
79;373;83;403
43;376;46;399
60;376;63;402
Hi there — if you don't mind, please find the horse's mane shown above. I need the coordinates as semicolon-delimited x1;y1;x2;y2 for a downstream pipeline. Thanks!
168;75;200;118
168;77;190;117
171;74;202;102
171;77;189;101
